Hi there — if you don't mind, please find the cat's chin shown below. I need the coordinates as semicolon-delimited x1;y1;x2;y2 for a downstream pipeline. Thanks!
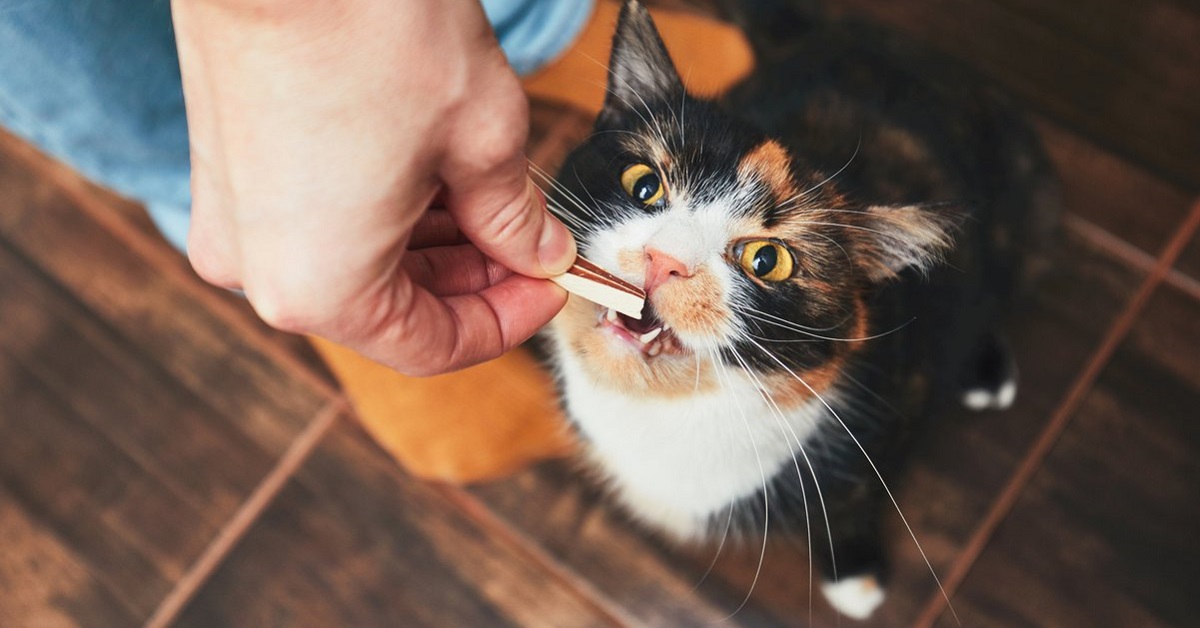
552;297;718;397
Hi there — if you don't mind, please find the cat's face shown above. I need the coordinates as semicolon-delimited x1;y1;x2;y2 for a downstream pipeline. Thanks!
547;2;954;401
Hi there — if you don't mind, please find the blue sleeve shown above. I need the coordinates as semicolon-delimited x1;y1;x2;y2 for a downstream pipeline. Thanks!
481;0;595;75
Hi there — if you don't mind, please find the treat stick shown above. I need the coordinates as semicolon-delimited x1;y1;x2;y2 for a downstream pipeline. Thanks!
551;256;646;319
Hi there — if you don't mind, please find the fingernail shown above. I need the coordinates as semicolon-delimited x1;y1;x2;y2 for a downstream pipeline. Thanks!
538;214;577;275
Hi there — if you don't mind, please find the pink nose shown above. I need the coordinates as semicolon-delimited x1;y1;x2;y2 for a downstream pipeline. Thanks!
644;248;692;295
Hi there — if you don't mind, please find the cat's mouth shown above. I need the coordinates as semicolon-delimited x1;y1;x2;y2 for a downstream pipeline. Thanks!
598;300;684;358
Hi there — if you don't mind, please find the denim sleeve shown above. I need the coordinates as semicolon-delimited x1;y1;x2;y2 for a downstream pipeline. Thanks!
0;0;592;253
482;0;595;76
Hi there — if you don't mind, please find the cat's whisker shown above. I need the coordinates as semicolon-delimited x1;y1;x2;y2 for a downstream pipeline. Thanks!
693;501;735;591
554;58;674;155
728;301;847;333
743;337;961;625
807;227;854;267
528;162;603;221
840;370;907;420
541;197;589;232
595;78;672;153
733;306;916;344
776;136;862;211
573;51;670;143
708;348;770;621
692;352;736;592
527;178;594;233
791;220;897;239
540;190;599;231
743;318;915;344
725;341;830;625
679;68;689;148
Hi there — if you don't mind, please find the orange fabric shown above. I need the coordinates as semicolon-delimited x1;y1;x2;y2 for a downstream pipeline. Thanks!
315;1;755;483
311;337;574;483
524;0;754;115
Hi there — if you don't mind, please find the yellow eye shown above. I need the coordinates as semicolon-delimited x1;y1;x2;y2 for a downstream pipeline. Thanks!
620;163;665;206
738;240;794;282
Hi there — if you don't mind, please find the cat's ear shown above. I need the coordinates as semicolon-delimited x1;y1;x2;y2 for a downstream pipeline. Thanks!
602;1;685;118
851;205;960;282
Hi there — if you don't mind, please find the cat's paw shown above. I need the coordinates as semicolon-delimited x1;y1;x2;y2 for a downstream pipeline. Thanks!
960;332;1018;411
961;378;1017;411
821;575;886;620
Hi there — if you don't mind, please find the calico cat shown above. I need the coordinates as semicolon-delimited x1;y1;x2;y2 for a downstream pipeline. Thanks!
540;0;1056;619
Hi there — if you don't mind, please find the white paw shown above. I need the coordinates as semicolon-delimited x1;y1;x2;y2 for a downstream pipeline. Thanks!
961;379;1017;411
821;575;885;620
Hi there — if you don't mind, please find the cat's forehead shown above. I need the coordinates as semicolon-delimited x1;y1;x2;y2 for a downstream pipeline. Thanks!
736;140;801;204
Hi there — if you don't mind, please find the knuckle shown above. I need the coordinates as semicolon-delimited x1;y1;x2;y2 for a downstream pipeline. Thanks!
187;240;238;289
243;276;330;335
246;290;311;334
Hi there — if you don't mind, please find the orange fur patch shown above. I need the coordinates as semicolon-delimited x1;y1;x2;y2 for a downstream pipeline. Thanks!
737;140;798;202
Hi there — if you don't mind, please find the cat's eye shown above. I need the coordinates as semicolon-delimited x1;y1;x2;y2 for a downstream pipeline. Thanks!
737;240;795;282
620;163;665;207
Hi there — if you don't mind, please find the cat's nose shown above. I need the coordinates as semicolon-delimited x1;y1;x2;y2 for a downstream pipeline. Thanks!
645;248;692;295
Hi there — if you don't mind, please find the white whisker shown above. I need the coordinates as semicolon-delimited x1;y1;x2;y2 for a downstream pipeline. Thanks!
725;342;829;625
777;136;862;211
709;349;770;621
743;337;961;625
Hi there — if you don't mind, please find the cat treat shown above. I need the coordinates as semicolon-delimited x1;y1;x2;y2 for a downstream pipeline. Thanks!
551;256;646;319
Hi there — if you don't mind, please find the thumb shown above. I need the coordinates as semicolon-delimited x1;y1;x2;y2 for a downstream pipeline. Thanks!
445;164;577;278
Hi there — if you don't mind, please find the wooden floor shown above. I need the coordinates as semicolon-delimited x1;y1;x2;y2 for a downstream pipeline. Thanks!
2;1;1198;626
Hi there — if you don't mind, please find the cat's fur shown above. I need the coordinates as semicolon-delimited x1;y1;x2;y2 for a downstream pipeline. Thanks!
541;1;1056;619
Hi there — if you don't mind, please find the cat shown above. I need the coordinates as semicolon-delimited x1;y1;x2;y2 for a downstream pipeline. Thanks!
538;0;1057;619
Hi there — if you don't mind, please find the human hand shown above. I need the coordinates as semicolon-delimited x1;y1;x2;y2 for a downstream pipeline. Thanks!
171;0;575;375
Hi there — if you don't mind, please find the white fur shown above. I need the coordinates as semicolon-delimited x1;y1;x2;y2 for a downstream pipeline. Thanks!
556;343;825;540
821;575;885;620
558;186;828;539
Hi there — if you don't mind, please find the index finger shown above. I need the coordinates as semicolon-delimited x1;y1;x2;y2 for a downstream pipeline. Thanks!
366;273;567;376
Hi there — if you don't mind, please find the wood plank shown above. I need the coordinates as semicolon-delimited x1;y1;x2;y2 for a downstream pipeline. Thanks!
175;420;617;628
1124;258;1200;391
945;281;1200;626
469;227;1145;625
0;485;139;628
0;242;274;521
0;131;331;623
0;140;331;455
1034;120;1199;281
0;353;211;618
826;0;1200;190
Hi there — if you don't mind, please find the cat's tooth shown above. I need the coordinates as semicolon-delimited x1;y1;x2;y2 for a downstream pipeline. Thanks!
605;308;620;324
647;342;663;357
662;323;671;331
639;327;663;343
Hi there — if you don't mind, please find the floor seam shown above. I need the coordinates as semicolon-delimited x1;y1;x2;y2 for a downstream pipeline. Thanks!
1064;212;1200;303
143;397;348;628
914;198;1200;627
430;484;637;628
